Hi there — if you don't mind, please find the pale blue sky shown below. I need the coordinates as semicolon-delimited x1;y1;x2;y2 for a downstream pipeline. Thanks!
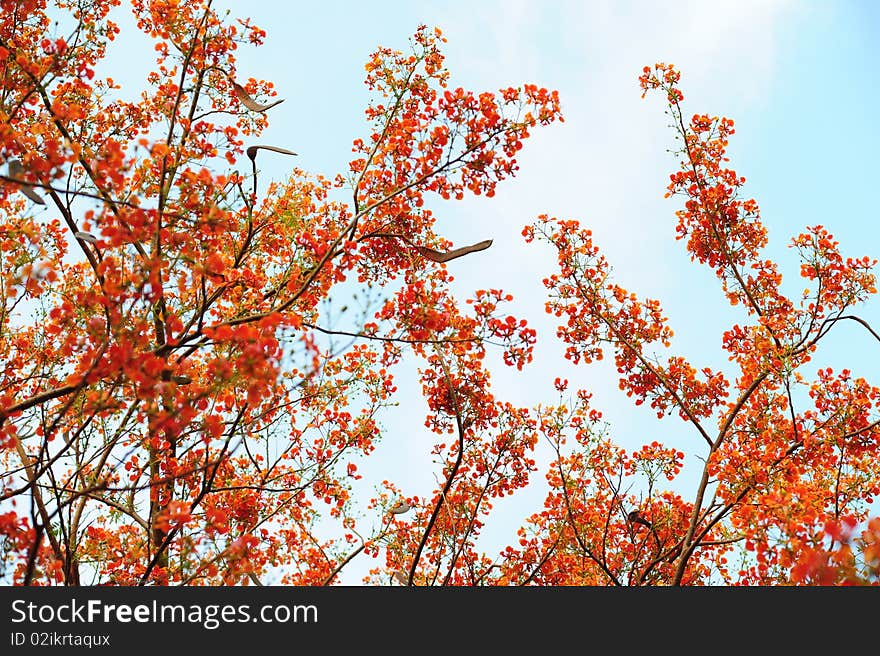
101;1;880;582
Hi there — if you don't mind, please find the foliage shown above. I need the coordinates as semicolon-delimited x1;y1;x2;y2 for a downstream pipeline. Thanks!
1;1;877;586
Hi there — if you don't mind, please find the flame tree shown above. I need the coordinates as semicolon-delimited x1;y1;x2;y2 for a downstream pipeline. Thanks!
0;1;877;586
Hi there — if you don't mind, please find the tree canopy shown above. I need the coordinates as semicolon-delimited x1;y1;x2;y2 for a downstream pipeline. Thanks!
1;0;878;586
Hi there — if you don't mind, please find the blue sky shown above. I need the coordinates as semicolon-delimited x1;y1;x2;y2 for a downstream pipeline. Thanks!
103;1;880;581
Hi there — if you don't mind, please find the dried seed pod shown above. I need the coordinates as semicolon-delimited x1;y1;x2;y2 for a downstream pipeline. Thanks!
74;231;98;244
627;510;652;529
232;82;285;113
7;159;45;205
416;239;493;263
246;145;298;161
390;500;411;515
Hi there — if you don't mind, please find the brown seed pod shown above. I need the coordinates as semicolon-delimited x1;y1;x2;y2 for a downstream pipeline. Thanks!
232;82;285;113
416;239;493;263
7;159;45;205
246;145;298;161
